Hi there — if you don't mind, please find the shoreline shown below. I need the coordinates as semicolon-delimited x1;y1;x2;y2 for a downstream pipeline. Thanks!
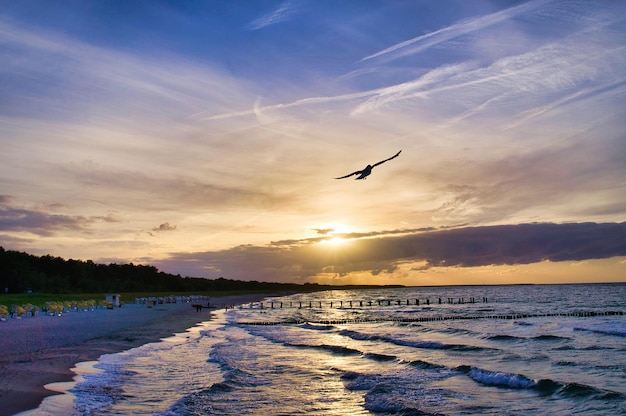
0;293;273;416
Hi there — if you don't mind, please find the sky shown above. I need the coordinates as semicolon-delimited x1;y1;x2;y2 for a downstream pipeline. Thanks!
1;0;625;286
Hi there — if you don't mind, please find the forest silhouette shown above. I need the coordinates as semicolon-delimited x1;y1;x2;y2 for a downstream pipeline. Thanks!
0;247;398;294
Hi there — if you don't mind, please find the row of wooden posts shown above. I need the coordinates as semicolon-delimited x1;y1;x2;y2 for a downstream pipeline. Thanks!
224;297;489;310
237;310;625;326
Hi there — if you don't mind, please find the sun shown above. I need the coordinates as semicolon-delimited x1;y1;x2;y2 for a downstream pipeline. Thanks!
314;223;352;246
320;236;348;246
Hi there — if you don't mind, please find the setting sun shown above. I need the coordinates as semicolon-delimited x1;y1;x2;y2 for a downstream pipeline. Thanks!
314;223;353;246
319;236;348;246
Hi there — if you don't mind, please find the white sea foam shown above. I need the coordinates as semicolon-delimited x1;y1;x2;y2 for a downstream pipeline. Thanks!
467;367;537;388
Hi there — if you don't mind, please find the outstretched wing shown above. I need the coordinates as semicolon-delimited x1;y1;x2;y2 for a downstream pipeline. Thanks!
371;150;401;168
334;170;363;179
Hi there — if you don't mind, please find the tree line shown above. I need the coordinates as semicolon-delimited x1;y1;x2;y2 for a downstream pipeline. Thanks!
0;247;397;294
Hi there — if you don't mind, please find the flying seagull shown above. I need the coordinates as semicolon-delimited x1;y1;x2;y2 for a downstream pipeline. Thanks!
334;150;402;180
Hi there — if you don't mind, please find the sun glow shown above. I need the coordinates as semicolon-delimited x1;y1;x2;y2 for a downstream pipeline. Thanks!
315;223;352;246
320;236;348;246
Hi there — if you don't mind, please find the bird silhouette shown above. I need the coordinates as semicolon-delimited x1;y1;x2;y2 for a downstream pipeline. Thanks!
334;150;401;180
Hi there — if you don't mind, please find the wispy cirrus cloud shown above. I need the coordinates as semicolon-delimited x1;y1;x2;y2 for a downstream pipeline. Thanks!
0;16;252;123
355;35;625;120
361;0;618;64
206;10;625;130
361;0;551;62
245;1;302;31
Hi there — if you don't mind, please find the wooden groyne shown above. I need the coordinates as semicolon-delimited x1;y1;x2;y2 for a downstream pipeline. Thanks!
236;310;625;326
224;297;489;310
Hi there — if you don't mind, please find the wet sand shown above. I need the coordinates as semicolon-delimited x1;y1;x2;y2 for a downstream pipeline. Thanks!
0;294;272;416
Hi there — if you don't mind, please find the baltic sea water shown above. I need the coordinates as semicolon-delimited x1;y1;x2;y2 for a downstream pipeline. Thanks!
24;283;626;415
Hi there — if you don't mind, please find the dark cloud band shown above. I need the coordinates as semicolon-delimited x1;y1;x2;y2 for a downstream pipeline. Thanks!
154;222;626;281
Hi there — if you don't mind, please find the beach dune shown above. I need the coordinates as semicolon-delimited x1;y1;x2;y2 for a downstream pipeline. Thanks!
0;294;270;416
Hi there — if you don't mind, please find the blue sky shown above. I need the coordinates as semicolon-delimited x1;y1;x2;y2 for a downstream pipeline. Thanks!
1;0;625;285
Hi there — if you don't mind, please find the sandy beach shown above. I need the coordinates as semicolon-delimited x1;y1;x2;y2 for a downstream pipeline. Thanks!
0;294;272;416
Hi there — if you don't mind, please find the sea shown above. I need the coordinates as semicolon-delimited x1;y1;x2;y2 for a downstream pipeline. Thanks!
23;283;626;415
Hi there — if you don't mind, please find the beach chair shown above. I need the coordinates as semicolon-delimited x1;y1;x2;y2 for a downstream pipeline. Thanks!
22;304;34;317
13;305;25;318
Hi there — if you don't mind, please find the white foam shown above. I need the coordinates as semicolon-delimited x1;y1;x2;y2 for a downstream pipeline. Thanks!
468;368;537;388
16;361;102;416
